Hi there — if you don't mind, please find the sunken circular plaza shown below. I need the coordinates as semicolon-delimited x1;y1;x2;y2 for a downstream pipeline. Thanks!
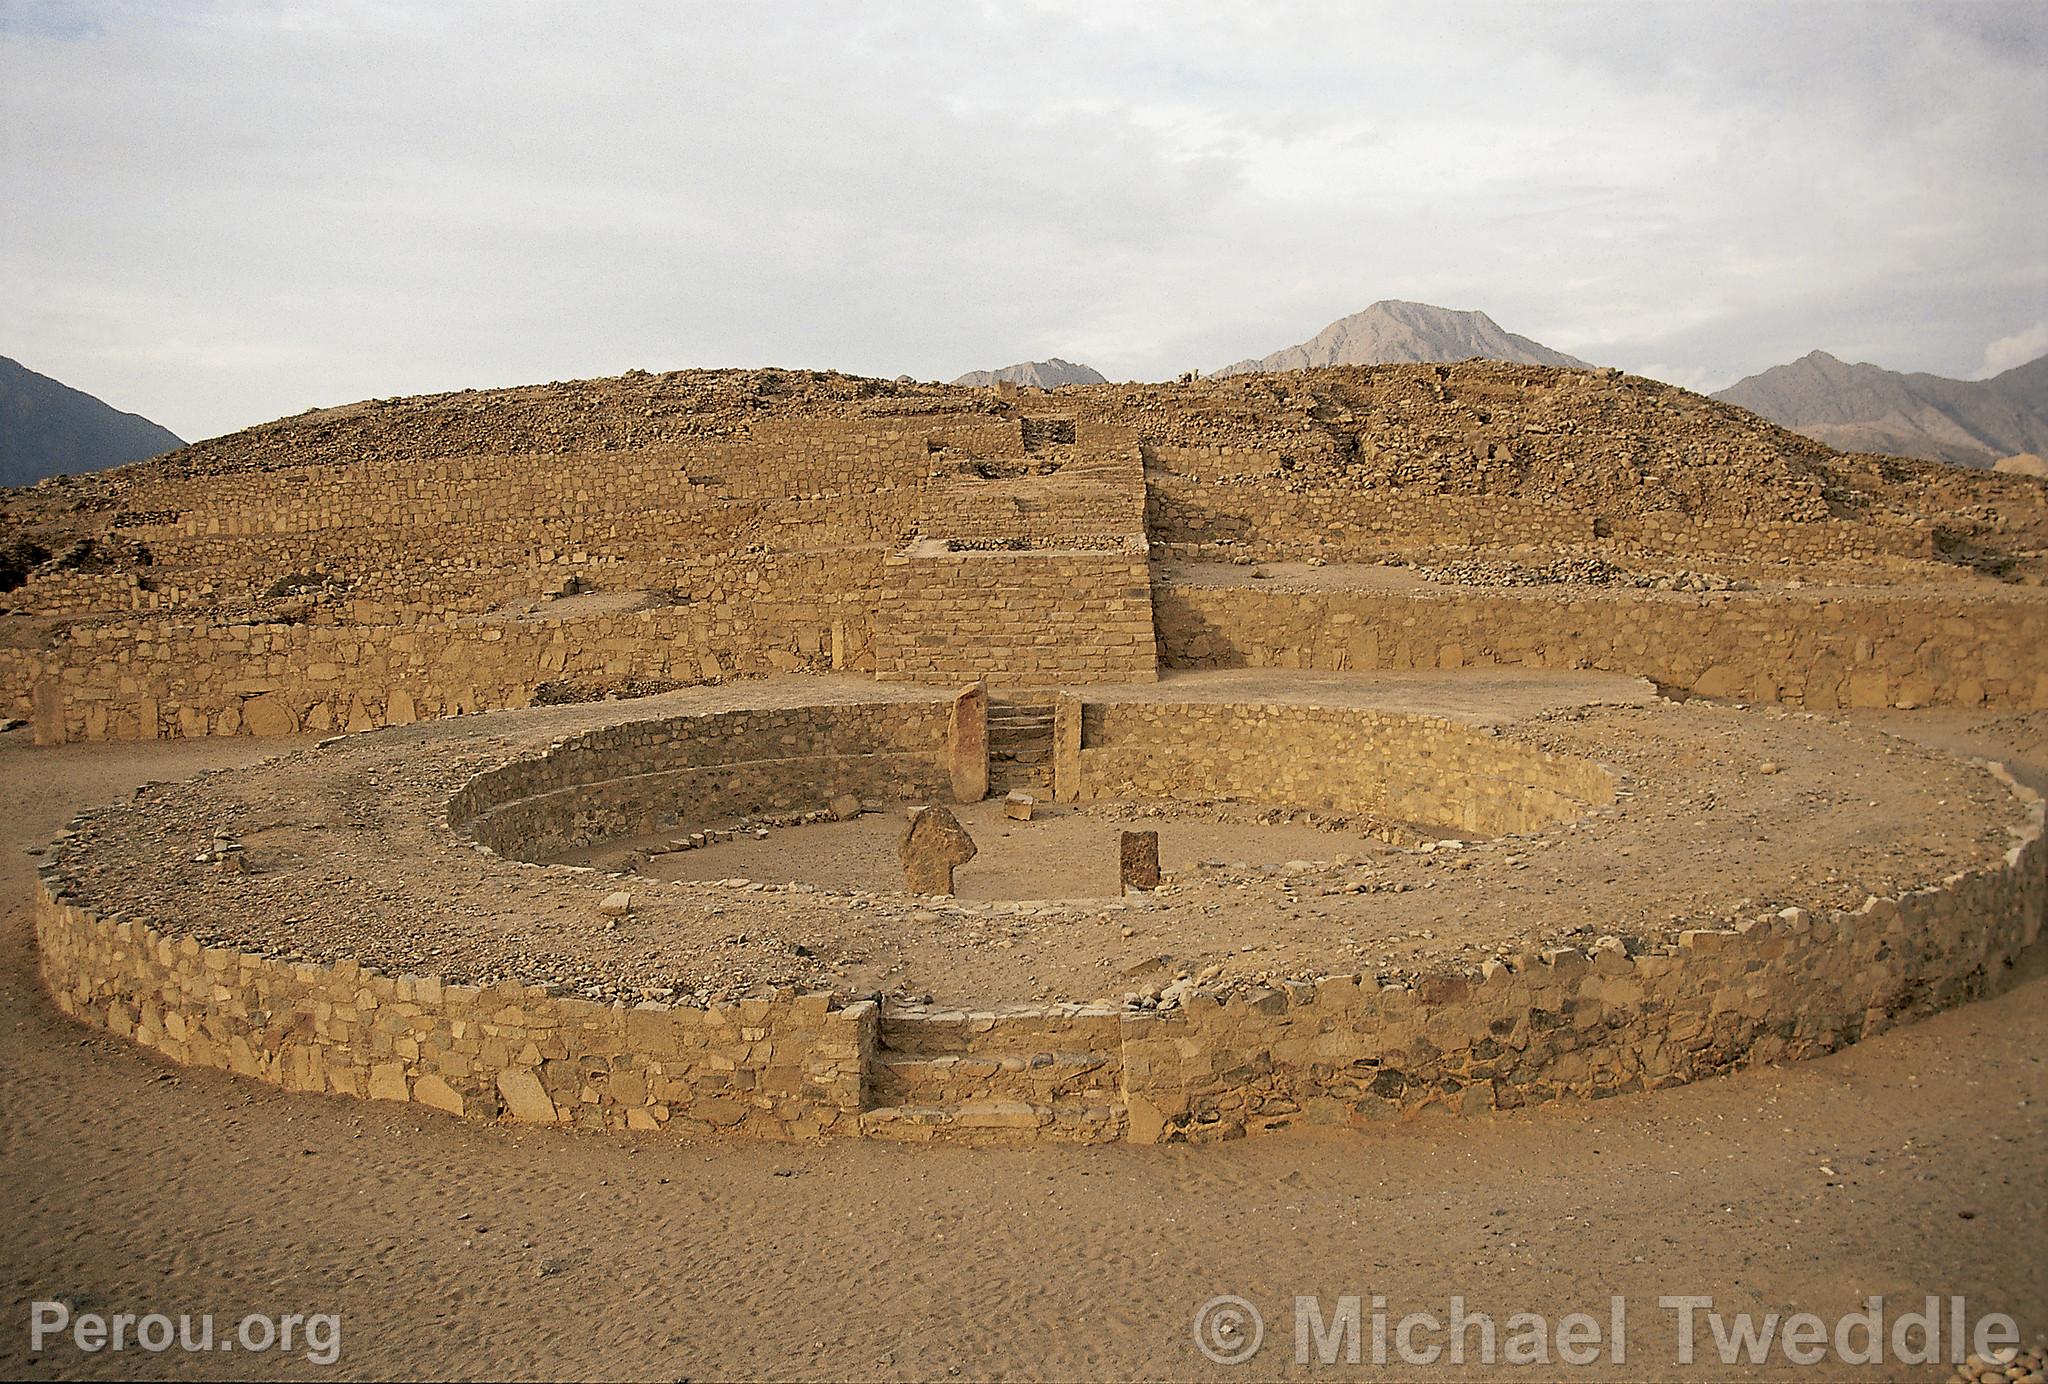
14;361;2048;1143
32;669;2045;1144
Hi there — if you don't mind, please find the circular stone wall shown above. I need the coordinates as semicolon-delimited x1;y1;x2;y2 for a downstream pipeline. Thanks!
31;674;2048;1145
450;701;954;862
452;698;1616;886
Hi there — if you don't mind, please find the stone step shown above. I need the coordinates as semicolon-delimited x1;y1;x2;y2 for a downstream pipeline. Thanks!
870;1050;1119;1105
858;1100;1126;1144
878;1007;1125;1056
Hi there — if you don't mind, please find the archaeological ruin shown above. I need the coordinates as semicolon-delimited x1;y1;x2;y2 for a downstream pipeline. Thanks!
8;361;2047;1143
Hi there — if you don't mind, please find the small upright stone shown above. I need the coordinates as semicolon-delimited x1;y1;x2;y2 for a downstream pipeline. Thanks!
1003;790;1036;821
599;890;633;917
829;792;863;822
948;681;989;804
900;804;977;894
1120;830;1161;893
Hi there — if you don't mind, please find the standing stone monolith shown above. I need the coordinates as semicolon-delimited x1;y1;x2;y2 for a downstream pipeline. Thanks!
901;804;978;894
948;681;989;803
1120;830;1160;893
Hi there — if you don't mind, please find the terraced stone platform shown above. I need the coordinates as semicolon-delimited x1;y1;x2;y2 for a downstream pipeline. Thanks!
30;670;2045;1144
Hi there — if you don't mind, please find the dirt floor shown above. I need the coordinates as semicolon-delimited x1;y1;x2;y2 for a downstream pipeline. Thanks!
573;798;1412;901
0;720;2044;1380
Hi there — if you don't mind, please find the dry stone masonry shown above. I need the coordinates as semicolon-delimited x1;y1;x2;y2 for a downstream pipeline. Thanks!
11;359;2048;1145
5;363;2047;735
26;682;2048;1145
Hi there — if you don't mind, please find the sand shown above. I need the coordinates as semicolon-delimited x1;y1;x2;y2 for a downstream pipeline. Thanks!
0;725;2043;1381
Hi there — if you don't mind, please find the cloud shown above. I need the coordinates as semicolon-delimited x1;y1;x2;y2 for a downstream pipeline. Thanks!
2;0;2044;439
1981;322;2048;377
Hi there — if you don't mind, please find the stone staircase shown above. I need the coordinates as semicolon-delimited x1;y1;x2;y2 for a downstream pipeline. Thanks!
868;419;1159;687
857;1007;1126;1144
988;693;1057;797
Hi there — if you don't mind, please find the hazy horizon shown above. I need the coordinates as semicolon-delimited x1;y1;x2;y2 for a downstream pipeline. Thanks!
3;0;2045;443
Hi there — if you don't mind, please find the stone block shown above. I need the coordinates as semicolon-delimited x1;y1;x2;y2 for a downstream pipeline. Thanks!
945;682;991;802
1120;830;1160;893
497;1067;559;1122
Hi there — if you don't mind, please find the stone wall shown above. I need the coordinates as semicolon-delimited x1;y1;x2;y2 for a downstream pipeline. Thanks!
33;761;2043;1143
1154;581;2048;710
1068;702;1616;836
451;703;952;859
871;548;1159;685
34;880;875;1138
3;598;874;745
1115;780;2042;1137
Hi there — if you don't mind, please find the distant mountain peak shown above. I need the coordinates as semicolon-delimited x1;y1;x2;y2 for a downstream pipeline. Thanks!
1;357;184;488
951;358;1107;389
1212;300;1593;377
1715;349;2048;469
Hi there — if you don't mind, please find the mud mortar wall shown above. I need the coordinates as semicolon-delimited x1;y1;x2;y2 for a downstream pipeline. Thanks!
31;754;2045;1144
452;703;952;859
1072;703;1614;835
1155;582;2048;711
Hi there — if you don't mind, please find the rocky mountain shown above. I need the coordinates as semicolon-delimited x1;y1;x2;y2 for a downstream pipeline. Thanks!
1213;300;1592;377
1714;350;2048;469
950;358;1107;389
1;356;183;488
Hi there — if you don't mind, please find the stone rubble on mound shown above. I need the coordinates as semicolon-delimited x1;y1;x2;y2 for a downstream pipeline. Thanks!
1413;554;1749;591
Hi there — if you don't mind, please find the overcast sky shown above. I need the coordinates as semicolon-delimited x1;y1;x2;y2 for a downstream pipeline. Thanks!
3;0;2045;442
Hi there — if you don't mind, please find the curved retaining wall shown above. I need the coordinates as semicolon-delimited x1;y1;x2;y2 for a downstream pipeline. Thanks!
30;733;2046;1142
1066;702;1615;836
450;702;951;859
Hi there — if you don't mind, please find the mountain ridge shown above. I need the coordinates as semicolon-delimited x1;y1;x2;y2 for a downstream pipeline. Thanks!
1;356;184;488
1713;349;2048;469
950;358;1107;389
1213;300;1592;377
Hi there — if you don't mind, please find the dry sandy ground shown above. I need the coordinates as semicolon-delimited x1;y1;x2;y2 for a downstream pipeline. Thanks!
1;728;2044;1381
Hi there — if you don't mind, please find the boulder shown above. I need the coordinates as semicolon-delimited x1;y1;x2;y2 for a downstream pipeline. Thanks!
1003;790;1035;821
829;792;863;821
